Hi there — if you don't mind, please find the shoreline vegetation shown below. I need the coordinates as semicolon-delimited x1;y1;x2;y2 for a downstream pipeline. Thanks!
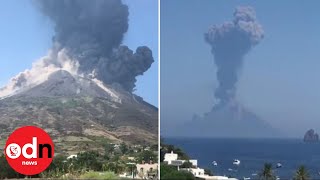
0;142;158;179
160;140;311;180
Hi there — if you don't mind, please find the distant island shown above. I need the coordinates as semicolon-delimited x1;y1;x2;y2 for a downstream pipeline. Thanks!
303;129;319;142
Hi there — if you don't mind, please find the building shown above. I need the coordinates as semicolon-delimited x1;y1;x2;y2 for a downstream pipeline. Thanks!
189;159;198;167
196;175;237;180
166;151;238;180
164;151;178;164
136;163;158;179
180;167;205;176
181;168;237;180
164;151;197;167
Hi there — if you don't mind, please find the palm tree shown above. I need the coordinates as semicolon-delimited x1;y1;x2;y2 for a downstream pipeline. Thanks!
259;163;275;180
294;165;310;180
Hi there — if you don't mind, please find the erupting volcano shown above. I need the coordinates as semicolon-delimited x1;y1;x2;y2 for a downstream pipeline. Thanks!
178;6;281;138
0;0;157;153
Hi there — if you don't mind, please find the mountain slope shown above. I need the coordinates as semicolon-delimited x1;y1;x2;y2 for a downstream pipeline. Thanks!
0;70;158;154
170;102;282;138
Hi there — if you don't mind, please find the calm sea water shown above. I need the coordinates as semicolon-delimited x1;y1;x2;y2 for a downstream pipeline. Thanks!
165;138;320;179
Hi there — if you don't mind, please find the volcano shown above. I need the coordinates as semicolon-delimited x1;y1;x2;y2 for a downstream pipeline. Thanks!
0;70;158;153
175;101;281;138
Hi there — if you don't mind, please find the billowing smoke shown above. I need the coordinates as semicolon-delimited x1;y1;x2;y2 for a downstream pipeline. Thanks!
0;0;153;97
35;0;154;92
0;49;79;98
204;6;264;106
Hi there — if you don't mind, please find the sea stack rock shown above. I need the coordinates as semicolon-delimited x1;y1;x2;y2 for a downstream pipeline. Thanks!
303;129;319;142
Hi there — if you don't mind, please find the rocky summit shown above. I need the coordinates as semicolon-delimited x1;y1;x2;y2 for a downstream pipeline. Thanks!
0;70;158;154
303;129;319;142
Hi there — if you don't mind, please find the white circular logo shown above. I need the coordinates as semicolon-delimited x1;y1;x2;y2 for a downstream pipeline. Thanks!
6;143;21;159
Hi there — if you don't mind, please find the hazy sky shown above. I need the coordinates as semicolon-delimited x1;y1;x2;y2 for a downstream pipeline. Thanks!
0;0;158;106
160;0;320;137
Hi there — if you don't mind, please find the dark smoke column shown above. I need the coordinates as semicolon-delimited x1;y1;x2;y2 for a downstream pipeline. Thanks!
204;6;264;106
34;0;154;92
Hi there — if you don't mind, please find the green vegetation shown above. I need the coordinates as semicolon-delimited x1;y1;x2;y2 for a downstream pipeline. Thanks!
259;163;275;180
0;142;157;179
181;161;194;168
160;139;189;161
160;141;195;179
294;165;310;180
160;164;195;180
79;171;118;179
0;155;25;179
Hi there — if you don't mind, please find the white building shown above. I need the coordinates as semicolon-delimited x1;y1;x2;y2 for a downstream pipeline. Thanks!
164;151;178;164
164;151;197;167
180;167;205;176
196;175;237;180
189;159;198;167
181;168;237;180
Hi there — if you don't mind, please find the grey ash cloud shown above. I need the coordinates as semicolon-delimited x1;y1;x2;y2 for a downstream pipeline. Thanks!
34;0;154;92
204;6;264;105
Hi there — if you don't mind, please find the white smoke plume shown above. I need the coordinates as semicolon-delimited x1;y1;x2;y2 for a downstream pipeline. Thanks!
0;49;79;98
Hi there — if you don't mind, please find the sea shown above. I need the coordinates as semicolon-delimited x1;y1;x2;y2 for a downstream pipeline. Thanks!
164;138;320;180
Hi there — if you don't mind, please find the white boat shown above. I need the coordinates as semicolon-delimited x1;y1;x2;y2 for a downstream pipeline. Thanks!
212;161;218;166
233;159;240;165
228;168;238;172
276;163;282;168
243;177;251;180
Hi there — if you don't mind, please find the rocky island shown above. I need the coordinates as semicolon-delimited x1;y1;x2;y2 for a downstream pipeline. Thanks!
303;129;319;142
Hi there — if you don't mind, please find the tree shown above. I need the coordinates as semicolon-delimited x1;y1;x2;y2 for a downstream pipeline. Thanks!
160;164;195;180
137;150;157;163
120;142;128;155
41;154;68;178
161;143;189;160
72;151;103;171
294;165;310;180
105;143;115;155
0;154;25;179
181;161;193;168
204;168;213;176
259;163;275;180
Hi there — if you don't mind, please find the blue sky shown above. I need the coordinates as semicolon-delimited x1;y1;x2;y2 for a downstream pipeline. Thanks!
161;0;320;137
0;0;158;106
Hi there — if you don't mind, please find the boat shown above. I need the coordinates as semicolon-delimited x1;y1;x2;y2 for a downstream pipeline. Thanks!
228;168;237;172
276;163;282;168
233;159;240;165
212;161;218;166
243;177;251;180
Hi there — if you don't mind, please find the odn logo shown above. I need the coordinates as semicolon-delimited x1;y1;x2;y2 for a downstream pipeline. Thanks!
5;126;54;175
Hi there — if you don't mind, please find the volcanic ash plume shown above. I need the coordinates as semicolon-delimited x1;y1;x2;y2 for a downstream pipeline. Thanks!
0;49;79;98
204;6;264;106
0;0;154;98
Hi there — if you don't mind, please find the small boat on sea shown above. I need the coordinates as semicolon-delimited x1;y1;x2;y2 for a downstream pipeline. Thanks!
251;173;258;176
212;161;218;166
228;168;238;172
276;163;282;168
233;159;241;165
243;177;251;180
